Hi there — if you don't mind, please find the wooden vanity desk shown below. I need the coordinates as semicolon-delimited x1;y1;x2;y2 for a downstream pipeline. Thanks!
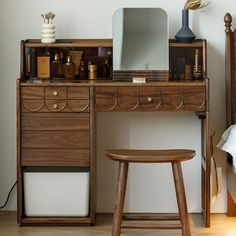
17;39;210;227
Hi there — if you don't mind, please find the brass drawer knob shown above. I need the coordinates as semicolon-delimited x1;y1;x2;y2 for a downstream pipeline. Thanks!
53;91;58;96
53;104;58;109
147;97;152;102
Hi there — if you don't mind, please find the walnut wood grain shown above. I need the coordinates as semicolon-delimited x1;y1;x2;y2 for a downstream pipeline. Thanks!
123;213;180;221
22;130;89;149
227;191;236;216
67;87;90;99
112;162;129;236
22;99;90;112
106;149;194;235
20;216;93;226
224;13;235;218
16;79;23;224
89;87;96;224
45;87;66;99
172;162;191;236
21;87;44;99
95;86;206;112
21;149;89;166
22;113;89;130
139;87;161;110
105;149;195;163
121;222;182;229
117;87;139;110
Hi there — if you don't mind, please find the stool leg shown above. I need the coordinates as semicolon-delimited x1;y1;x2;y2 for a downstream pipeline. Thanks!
112;161;129;236
172;162;191;236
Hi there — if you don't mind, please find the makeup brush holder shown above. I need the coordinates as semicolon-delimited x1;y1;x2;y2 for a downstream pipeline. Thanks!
41;24;56;44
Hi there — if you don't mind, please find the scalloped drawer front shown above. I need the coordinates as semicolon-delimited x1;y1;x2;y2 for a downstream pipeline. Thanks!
139;87;161;110
117;87;139;110
183;86;205;111
21;87;44;99
45;87;66;99
45;100;67;112
95;86;206;112
22;100;44;112
95;87;117;111
162;87;184;110
21;86;90;113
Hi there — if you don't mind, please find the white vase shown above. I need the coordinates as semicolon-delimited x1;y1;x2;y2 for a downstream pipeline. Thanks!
41;24;56;43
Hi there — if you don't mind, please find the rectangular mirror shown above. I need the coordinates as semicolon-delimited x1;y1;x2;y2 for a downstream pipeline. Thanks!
113;8;169;81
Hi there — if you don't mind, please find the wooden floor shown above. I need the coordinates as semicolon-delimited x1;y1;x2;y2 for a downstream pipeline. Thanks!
0;212;236;236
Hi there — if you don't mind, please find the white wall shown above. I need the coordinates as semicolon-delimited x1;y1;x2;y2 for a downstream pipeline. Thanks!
0;0;233;213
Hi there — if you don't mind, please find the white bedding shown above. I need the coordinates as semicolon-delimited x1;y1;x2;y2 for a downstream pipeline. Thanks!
217;124;236;169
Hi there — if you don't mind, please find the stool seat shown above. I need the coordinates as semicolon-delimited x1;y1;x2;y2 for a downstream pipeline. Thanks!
105;149;195;163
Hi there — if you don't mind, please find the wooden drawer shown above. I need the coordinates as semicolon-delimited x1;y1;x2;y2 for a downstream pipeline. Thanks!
95;87;117;111
22;130;89;148
95;86;206;112
67;87;90;99
22;113;89;130
22;99;90;112
117;87;139;110
45;87;66;99
21;149;89;166
21;87;44;99
183;86;205;110
162;87;184;110
139;87;161;110
21;86;90;112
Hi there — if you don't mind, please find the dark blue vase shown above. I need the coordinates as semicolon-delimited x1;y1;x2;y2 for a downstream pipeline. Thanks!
175;9;196;43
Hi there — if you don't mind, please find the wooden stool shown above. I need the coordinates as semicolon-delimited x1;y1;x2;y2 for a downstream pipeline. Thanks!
105;149;195;236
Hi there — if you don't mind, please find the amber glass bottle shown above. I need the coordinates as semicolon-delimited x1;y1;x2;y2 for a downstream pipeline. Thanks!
79;60;87;79
52;53;63;78
63;55;75;79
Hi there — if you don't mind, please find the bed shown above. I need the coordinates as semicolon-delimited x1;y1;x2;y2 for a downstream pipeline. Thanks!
224;12;236;216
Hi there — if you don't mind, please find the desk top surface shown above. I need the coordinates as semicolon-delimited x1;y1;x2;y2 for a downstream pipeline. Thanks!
19;78;208;87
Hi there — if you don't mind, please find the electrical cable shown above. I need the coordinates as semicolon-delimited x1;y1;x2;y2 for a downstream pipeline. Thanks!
0;181;17;209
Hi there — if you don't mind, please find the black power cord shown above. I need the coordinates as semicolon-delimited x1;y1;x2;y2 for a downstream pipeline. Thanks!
0;181;17;209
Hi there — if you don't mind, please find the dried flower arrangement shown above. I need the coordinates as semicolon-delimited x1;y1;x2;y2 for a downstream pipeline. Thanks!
184;0;210;10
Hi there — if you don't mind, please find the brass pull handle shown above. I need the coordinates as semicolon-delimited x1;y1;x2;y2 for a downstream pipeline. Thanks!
53;104;58;109
147;97;152;102
53;91;58;96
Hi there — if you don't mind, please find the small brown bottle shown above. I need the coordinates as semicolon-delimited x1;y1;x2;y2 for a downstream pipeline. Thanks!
79;60;87;79
104;58;111;78
63;55;75;79
52;53;63;78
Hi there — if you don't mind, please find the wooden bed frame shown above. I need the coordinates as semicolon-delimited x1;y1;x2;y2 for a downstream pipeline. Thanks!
224;13;236;216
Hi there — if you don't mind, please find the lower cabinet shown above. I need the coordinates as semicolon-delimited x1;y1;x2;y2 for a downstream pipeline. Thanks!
18;84;95;226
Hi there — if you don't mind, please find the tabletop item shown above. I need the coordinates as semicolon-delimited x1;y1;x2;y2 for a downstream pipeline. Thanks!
63;55;75;79
52;53;63;78
88;64;97;80
41;12;56;44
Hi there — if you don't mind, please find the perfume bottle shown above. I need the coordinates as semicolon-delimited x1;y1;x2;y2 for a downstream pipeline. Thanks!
59;52;66;64
63;55;75;79
79;60;87;79
52;53;63;78
105;51;113;79
104;58;110;78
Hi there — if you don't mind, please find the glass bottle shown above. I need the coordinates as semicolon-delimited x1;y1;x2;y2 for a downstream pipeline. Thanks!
52;53;63;78
63;55;75;79
104;58;111;78
79;60;87;79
